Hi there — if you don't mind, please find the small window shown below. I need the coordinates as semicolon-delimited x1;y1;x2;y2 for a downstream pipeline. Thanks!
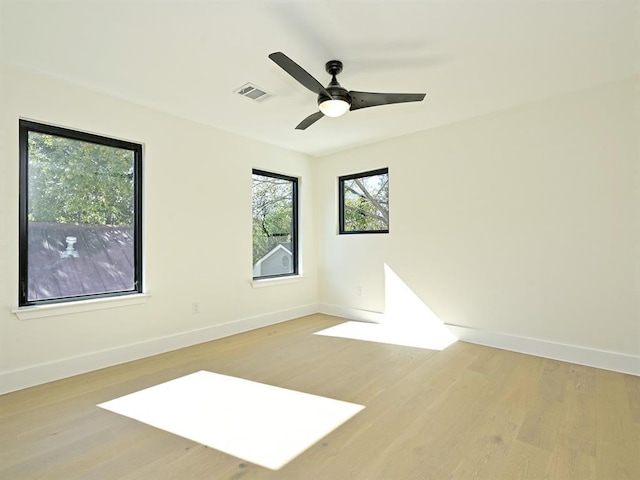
19;120;143;306
339;168;389;234
252;169;298;279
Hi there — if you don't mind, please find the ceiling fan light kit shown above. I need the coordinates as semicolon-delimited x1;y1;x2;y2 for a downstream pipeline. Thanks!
268;52;426;130
318;99;350;117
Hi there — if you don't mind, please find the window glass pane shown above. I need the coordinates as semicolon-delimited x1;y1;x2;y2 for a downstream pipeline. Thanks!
252;171;297;278
340;169;389;233
21;123;141;305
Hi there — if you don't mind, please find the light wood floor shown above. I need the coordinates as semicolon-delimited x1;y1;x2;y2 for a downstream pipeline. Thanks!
1;314;638;479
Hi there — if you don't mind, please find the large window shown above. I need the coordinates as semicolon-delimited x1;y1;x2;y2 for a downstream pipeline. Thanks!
252;169;298;279
19;120;143;306
339;168;389;234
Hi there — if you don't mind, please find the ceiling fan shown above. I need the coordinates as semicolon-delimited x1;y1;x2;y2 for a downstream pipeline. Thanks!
269;52;426;130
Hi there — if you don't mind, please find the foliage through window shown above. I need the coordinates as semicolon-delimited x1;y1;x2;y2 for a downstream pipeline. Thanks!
252;169;298;279
19;120;143;306
339;168;389;234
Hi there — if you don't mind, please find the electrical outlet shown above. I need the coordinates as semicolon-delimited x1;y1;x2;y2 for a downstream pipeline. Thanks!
191;302;200;314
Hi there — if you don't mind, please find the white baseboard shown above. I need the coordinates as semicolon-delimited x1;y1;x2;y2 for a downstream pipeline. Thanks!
318;303;385;323
2;303;637;394
446;323;640;376
0;303;319;395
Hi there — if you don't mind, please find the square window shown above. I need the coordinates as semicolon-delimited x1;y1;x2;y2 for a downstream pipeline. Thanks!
252;170;298;279
339;168;389;234
19;120;143;306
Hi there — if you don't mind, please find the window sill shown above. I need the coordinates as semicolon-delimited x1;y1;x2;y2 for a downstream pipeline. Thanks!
12;293;151;320
250;275;306;288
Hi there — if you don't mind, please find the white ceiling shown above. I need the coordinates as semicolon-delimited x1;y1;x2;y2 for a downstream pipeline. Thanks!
1;0;638;157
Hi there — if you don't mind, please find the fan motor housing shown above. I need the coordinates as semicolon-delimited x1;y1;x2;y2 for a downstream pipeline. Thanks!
318;86;351;107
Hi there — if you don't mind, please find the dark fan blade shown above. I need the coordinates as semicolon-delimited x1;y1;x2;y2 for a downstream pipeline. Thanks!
296;111;324;130
349;91;426;111
269;52;330;97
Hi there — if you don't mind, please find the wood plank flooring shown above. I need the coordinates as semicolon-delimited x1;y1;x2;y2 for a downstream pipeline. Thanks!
1;314;638;479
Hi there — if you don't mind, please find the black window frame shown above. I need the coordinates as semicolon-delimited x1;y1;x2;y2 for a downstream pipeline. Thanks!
339;167;389;235
18;119;143;306
251;169;299;280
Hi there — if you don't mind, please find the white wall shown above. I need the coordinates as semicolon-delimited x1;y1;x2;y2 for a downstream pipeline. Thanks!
0;65;318;392
1;66;638;392
316;77;640;358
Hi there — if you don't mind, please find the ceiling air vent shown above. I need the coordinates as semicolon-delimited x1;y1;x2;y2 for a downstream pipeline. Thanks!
234;83;271;102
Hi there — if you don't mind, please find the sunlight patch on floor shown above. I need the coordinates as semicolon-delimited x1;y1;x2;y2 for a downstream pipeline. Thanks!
98;371;364;470
316;265;458;350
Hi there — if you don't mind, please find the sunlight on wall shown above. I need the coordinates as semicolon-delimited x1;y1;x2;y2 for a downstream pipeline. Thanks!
316;264;458;350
